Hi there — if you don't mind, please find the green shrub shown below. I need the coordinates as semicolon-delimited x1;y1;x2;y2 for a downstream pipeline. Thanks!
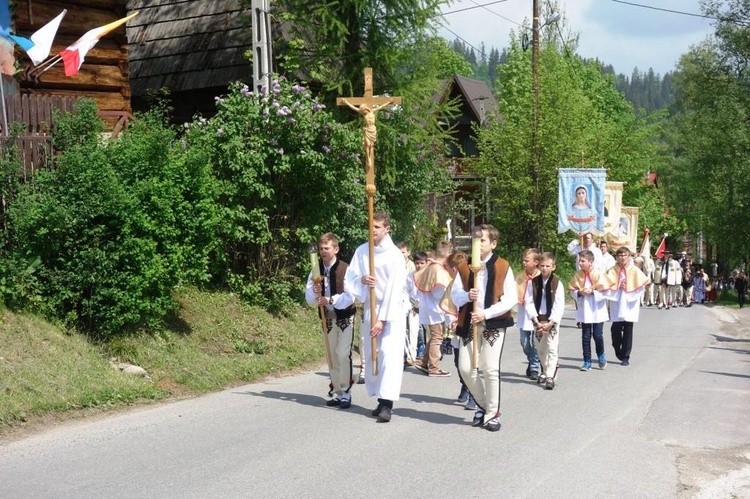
5;100;220;336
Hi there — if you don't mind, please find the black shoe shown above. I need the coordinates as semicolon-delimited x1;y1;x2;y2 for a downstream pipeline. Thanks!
326;398;341;407
525;365;532;377
483;417;501;432
529;371;540;381
376;405;392;423
371;403;383;416
339;398;351;409
472;411;485;427
621;360;630;366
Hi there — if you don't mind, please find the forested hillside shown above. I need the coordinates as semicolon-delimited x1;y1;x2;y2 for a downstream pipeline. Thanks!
450;39;675;113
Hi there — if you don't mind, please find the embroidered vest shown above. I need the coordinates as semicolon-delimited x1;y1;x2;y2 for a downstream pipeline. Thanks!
455;254;514;337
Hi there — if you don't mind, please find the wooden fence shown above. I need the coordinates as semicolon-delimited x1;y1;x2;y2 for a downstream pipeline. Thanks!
3;94;80;135
0;94;134;176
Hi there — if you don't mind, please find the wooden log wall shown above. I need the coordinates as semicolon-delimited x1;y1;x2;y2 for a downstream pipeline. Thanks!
12;0;132;121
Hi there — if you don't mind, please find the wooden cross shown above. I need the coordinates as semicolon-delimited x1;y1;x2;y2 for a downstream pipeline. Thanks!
336;68;402;377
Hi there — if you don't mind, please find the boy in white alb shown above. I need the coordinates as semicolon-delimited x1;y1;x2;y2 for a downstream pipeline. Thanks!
568;249;609;371
524;252;565;390
344;211;407;422
600;246;649;366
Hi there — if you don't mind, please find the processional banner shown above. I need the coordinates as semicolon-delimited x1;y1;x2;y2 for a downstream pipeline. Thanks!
605;206;639;252
603;181;624;236
557;168;606;235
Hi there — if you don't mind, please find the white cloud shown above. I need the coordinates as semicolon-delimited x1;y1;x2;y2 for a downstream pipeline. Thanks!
438;0;715;75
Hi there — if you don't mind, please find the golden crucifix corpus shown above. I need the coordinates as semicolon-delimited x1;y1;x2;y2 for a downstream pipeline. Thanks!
337;68;402;377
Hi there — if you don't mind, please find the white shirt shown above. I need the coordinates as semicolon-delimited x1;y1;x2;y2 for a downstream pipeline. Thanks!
451;255;516;321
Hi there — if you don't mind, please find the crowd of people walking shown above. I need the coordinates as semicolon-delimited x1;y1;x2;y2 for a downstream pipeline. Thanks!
305;219;737;431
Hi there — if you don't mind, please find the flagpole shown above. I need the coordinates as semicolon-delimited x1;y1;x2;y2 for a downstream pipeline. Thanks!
32;56;62;78
0;74;8;137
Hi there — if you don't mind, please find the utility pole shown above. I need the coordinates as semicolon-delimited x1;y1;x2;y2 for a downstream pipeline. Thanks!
531;0;541;247
251;0;273;95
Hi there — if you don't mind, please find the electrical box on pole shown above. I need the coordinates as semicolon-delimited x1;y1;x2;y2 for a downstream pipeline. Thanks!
251;0;273;95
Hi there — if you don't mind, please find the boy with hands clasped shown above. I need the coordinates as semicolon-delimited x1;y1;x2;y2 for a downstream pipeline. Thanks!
568;249;609;371
524;252;565;390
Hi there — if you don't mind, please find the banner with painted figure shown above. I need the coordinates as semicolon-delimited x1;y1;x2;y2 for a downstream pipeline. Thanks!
557;168;606;235
603;181;624;236
605;206;639;252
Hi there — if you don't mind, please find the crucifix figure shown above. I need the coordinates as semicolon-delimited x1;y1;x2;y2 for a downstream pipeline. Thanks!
337;68;402;377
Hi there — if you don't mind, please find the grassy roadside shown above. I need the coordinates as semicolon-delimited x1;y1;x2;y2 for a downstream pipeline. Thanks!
0;287;326;439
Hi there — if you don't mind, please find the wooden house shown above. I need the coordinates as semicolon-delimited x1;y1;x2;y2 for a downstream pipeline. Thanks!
11;0;133;129
0;0;133;177
126;0;255;124
433;75;499;243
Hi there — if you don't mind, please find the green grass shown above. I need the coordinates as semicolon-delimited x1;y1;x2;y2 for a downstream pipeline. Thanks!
0;287;325;436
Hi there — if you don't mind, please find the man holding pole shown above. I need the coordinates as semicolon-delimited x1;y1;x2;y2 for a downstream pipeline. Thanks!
451;224;516;432
306;233;356;409
344;211;407;423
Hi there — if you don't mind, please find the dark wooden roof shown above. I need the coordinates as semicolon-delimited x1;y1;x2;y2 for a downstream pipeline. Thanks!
126;0;254;97
450;75;498;123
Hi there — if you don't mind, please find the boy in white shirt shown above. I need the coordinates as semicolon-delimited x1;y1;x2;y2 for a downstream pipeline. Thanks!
568;249;609;371
524;252;566;390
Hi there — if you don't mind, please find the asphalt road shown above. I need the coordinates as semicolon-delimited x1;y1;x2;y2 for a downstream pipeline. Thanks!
1;303;748;499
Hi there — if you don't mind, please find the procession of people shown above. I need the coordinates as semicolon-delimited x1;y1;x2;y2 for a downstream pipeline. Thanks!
303;216;739;433
307;83;726;432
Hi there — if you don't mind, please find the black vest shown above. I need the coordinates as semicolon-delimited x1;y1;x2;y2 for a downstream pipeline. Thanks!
320;259;355;320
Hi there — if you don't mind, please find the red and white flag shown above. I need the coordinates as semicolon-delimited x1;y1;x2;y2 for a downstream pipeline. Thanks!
654;233;668;259
59;11;137;77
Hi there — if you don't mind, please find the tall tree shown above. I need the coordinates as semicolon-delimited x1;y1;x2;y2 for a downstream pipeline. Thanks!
473;33;664;254
665;0;750;270
271;0;447;97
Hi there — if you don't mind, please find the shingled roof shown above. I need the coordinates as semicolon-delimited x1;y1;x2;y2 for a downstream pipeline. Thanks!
449;75;498;124
126;0;254;98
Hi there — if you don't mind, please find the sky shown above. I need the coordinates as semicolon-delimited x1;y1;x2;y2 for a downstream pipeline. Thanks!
438;0;716;76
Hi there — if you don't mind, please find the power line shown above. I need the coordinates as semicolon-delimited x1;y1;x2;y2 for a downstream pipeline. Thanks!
441;24;484;55
610;0;715;21
442;0;511;16
466;0;523;26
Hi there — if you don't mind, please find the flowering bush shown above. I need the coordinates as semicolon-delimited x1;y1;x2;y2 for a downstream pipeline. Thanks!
184;77;365;311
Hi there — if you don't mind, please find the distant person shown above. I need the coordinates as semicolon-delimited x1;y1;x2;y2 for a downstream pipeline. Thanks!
735;272;747;308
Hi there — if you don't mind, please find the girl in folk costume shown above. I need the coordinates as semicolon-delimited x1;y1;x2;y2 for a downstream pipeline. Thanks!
599;246;650;366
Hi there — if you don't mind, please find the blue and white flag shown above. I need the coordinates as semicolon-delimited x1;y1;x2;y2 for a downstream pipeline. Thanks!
557;168;606;235
8;10;66;66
